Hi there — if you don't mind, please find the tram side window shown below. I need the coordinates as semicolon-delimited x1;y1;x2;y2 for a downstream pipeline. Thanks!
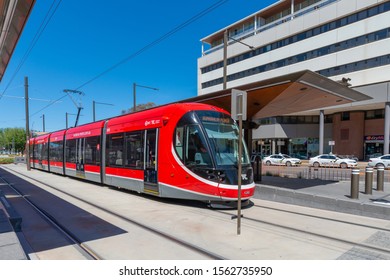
29;144;34;159
145;129;157;169
33;144;41;160
41;143;48;161
49;141;64;162
125;131;143;169
85;136;101;166
65;139;77;163
174;125;212;167
185;125;212;167
107;133;124;167
174;126;184;160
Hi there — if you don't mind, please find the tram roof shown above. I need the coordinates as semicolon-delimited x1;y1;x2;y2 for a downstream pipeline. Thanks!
0;0;35;82
185;70;371;119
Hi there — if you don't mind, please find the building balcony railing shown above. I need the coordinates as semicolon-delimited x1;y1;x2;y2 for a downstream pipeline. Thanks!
202;0;339;56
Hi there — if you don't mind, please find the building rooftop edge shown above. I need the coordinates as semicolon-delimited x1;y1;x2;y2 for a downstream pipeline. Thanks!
200;0;284;42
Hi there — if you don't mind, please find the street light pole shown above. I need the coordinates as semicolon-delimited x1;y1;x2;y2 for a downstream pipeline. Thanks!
66;112;79;129
41;114;45;132
133;83;159;112
93;100;114;122
223;30;228;90
222;31;255;90
133;83;136;113
25;76;31;171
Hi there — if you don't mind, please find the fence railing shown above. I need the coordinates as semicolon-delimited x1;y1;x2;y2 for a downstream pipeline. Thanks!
257;164;390;183
202;0;340;56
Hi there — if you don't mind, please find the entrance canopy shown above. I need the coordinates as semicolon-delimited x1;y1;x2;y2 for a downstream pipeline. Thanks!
184;70;371;120
0;0;35;82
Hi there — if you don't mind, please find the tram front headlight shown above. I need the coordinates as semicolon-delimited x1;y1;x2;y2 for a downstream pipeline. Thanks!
217;170;226;183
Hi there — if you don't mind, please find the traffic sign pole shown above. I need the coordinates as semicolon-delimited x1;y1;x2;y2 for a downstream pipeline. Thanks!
231;89;247;235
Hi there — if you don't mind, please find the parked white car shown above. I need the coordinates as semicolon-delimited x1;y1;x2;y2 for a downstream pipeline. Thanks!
262;154;301;167
309;154;358;168
367;154;390;168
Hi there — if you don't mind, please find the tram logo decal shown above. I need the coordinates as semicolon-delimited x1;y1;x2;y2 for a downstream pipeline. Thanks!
145;119;161;126
241;174;248;180
73;131;91;137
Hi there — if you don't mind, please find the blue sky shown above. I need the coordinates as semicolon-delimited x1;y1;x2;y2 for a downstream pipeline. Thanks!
0;0;276;132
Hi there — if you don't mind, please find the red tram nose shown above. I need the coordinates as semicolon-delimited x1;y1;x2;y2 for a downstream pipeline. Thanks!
218;184;255;200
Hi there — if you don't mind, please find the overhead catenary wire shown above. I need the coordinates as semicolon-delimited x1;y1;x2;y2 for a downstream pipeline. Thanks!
30;93;68;117
30;0;229;118
2;94;63;103
75;0;229;90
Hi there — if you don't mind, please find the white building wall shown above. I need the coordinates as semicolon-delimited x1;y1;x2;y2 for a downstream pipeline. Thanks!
198;0;390;96
198;0;390;156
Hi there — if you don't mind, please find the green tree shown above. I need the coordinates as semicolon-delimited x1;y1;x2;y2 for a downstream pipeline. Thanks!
121;102;156;114
0;128;26;154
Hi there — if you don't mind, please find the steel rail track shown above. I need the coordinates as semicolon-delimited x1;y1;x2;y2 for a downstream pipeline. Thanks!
216;202;390;258
0;175;99;260
1;166;225;260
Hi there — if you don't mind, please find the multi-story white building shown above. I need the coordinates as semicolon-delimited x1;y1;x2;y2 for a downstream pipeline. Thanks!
198;0;390;160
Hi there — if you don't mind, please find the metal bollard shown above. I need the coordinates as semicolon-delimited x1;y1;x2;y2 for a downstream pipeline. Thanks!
365;167;373;195
377;166;384;191
257;156;262;182
350;168;359;199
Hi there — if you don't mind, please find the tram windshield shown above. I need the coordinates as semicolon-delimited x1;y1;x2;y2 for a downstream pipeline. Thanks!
196;111;250;166
174;110;250;169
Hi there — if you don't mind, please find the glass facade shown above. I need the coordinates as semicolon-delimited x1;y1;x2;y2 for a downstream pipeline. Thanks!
253;137;331;159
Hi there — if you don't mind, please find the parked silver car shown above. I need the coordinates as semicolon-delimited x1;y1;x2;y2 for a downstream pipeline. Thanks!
309;154;358;168
263;154;301;167
367;154;390;168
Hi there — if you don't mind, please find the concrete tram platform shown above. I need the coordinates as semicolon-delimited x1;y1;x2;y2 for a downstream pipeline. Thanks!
0;190;27;260
0;163;390;259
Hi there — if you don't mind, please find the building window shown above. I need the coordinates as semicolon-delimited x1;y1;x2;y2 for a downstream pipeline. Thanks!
341;112;350;121
202;28;390;88
324;115;333;123
201;2;390;75
259;115;322;124
365;109;385;119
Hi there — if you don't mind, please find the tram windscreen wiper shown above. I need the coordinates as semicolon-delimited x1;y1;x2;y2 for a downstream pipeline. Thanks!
210;135;237;166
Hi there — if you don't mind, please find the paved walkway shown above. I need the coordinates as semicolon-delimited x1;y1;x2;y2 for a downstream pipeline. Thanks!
0;191;27;260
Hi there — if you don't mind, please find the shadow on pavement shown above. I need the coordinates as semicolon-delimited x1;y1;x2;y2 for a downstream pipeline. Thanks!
0;168;126;253
259;175;337;190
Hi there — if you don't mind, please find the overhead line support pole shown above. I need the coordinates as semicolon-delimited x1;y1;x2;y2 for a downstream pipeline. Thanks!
25;76;31;171
223;30;228;90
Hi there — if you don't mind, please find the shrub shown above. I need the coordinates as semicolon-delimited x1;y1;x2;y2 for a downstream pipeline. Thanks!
0;158;14;164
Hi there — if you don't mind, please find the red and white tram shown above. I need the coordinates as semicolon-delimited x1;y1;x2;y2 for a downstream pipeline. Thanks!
48;129;66;175
31;133;50;171
29;103;255;204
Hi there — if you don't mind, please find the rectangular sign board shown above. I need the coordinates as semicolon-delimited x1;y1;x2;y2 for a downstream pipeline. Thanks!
231;89;247;121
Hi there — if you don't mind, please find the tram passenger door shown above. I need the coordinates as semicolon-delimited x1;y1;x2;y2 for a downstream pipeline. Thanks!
76;138;85;178
144;129;159;195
